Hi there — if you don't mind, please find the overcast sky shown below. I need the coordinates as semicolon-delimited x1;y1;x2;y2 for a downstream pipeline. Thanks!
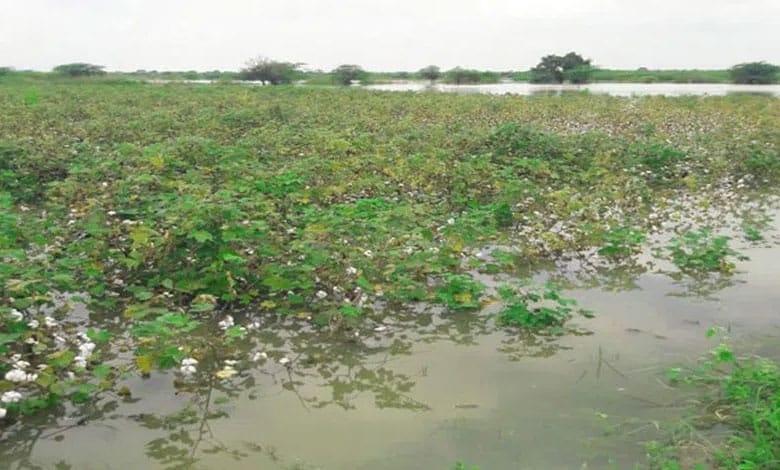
1;0;778;72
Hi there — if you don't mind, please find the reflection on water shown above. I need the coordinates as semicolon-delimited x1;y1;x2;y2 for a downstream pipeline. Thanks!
2;213;779;469
365;82;780;97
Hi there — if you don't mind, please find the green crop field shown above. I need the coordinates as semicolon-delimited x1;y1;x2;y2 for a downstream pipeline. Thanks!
1;79;779;468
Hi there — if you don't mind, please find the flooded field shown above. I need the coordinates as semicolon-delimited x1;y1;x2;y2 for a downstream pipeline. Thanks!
4;209;779;469
365;82;780;97
0;83;778;469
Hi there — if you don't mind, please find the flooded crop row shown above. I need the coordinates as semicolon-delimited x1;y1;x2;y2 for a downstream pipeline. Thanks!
0;83;778;469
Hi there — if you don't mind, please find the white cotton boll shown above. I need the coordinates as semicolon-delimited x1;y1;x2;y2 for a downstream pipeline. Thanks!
25;373;37;383
315;290;328;300
44;316;57;327
251;351;268;362
25;337;38;345
447;218;455;225
79;342;96;358
363;250;374;258
180;365;197;376
346;266;358;276
14;360;30;369
74;356;87;369
9;310;23;322
224;360;238;366
278;357;290;366
218;315;234;330
1;391;22;403
5;369;27;383
27;319;39;329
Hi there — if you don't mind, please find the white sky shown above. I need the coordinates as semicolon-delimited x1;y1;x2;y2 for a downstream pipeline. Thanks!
1;0;778;72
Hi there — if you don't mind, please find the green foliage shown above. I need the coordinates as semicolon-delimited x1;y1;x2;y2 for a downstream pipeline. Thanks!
239;56;301;84
443;67;499;85
435;274;485;311
657;334;780;469
0;81;777;421
419;65;442;83
667;229;745;274
496;283;590;332
730;62;780;85
332;64;365;86
598;227;646;257
530;52;592;84
53;63;107;77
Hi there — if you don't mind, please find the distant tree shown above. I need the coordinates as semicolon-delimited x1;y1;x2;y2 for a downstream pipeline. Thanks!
730;62;779;84
239;56;301;85
444;67;482;85
419;65;441;83
53;63;106;77
0;66;13;76
332;64;365;86
530;52;592;84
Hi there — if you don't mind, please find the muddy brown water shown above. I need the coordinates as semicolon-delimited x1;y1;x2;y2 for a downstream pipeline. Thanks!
2;213;779;469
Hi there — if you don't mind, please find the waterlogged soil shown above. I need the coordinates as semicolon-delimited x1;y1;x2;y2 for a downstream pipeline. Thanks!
2;212;778;469
1;84;779;469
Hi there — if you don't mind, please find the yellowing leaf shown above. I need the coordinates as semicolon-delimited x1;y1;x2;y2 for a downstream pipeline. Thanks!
136;355;154;374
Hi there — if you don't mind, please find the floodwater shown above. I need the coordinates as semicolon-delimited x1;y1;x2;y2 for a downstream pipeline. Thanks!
2;210;779;469
365;82;780;97
143;79;780;97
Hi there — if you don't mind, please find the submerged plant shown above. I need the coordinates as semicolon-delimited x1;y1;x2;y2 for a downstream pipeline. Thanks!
597;226;646;257
667;229;746;274
496;282;592;332
435;274;485;311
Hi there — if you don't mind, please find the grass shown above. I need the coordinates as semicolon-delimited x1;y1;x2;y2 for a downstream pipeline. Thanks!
0;78;777;421
648;332;780;469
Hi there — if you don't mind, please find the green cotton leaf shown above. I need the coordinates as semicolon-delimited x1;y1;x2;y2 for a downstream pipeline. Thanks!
0;332;23;345
189;302;215;313
189;230;213;243
92;364;111;379
225;325;246;338
48;350;75;368
157;347;185;369
87;328;112;343
221;252;245;263
340;305;363;318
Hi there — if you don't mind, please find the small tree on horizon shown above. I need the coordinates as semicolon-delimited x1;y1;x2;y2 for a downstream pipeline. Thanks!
53;63;106;77
239;56;301;85
419;65;441;84
332;64;365;86
530;52;592;84
730;62;779;84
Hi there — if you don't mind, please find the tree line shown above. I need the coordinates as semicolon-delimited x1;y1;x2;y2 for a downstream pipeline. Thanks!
5;55;778;85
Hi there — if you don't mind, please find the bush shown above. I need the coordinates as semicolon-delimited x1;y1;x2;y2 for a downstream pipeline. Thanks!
332;64;365;86
419;65;441;83
239;57;300;84
730;62;780;84
53;63;106;77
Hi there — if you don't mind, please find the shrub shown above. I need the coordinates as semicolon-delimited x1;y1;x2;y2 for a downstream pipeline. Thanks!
53;63;106;77
730;62;779;84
